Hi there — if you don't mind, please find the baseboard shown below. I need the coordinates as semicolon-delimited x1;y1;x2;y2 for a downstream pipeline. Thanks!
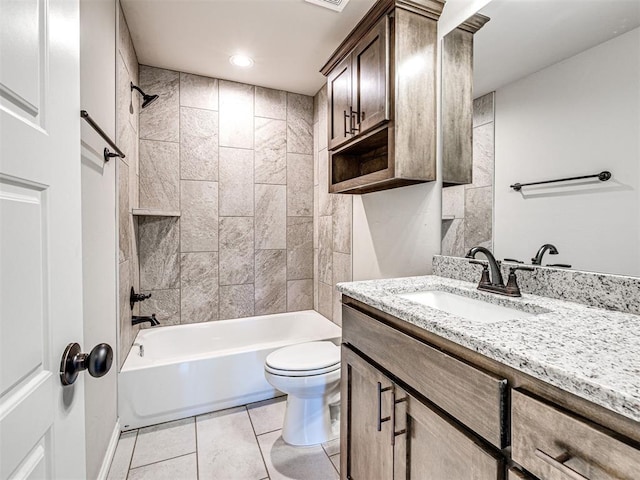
96;420;121;480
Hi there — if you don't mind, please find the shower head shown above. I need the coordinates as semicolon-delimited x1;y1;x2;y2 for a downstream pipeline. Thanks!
131;82;159;109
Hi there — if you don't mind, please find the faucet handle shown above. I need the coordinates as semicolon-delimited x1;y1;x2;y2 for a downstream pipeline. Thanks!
504;258;524;264
505;266;534;296
469;260;491;287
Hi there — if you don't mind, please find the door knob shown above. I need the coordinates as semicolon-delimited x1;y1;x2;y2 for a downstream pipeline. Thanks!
59;342;113;386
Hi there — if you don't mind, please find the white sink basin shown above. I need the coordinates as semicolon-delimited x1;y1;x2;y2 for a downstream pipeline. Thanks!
398;290;534;323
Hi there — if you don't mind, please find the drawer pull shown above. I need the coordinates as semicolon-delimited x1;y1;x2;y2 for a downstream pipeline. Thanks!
377;382;392;431
535;449;590;480
391;392;407;446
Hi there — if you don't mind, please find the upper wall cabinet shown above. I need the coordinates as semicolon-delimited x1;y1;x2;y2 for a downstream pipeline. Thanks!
442;15;490;186
328;16;389;151
321;0;445;194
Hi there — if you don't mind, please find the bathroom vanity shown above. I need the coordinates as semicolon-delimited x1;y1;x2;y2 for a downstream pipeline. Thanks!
337;276;640;479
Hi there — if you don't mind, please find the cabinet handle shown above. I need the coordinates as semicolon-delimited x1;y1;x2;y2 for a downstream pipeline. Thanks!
350;106;360;134
343;110;351;138
377;382;392;431
391;390;408;446
535;449;591;480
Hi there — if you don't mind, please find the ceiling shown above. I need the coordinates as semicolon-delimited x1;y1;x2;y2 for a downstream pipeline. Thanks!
120;0;377;96
473;0;640;97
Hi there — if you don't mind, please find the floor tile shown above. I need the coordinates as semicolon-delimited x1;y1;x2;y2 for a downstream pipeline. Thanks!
128;453;197;480
107;430;137;479
130;417;196;468
197;406;268;479
322;437;340;457
247;396;287;435
257;430;339;480
330;453;340;473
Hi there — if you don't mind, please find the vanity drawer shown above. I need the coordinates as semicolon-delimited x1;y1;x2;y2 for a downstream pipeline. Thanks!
512;390;640;480
342;304;507;448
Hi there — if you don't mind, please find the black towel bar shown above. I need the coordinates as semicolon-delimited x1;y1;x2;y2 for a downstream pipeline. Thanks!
510;171;611;191
80;110;125;162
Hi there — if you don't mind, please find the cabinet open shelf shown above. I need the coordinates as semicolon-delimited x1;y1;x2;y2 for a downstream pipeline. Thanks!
132;208;181;217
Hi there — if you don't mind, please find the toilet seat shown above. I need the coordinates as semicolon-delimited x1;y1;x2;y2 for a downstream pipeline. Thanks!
265;341;340;377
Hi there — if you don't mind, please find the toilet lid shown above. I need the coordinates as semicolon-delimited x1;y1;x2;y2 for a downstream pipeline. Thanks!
265;341;340;373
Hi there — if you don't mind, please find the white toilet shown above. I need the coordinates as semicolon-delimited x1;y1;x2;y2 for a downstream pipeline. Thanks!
264;341;341;446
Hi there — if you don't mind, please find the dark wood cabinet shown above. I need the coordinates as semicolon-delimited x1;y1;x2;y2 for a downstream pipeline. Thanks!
327;16;388;152
328;56;354;151
341;345;502;480
321;0;444;194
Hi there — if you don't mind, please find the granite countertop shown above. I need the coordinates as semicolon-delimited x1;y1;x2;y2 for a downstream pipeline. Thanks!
337;275;640;423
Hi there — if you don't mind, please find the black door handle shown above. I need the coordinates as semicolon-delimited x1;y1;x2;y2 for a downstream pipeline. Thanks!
60;342;113;386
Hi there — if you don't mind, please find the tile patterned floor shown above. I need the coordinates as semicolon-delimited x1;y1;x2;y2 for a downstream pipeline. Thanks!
107;396;340;480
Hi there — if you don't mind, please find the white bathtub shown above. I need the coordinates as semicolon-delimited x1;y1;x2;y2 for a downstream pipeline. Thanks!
118;310;341;430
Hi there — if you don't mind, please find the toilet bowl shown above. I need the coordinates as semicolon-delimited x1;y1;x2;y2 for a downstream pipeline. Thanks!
264;341;340;446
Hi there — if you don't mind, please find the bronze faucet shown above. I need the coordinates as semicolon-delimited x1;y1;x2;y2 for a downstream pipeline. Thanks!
531;244;558;265
466;246;533;297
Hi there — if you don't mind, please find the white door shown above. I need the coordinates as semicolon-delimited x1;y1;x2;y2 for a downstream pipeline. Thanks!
0;0;87;479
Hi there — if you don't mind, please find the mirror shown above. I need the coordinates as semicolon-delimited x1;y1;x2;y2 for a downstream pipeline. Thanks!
441;0;640;277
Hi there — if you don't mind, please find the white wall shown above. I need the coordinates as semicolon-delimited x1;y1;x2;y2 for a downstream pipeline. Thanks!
80;0;119;478
493;27;640;276
353;184;438;280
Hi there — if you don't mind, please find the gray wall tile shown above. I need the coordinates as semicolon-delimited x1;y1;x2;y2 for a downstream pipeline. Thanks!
318;281;333;320
180;180;218;252
470;122;494;189
332;194;352;254
464;186;493;250
287;216;313;280
219;147;254;216
139;217;180;290
139;66;179;142
139;289;181;327
118;259;134;369
255;250;287;315
219;284;255;320
332;252;352;324
441;218;465;257
318;216;333;285
473;92;494;127
180;107;218;181
255;86;286;120
181;252;218;324
180;73;218;110
287;92;313;154
287;279;313;311
315;85;328;151
219;80;254;148
219;217;254;285
119;160;131;263
255;117;286;185
287;153;313;216
255;184;286;249
318;149;332;216
139;140;180;211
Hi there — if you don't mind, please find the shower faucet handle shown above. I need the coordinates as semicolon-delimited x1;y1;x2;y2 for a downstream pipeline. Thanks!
130;287;152;309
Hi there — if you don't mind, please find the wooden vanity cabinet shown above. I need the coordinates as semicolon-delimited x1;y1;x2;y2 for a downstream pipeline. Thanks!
341;346;502;480
340;297;640;480
322;0;444;194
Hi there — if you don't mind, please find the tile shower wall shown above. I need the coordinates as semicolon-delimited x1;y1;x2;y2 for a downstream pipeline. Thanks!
441;92;494;256
313;86;353;326
116;5;141;367
137;66;314;324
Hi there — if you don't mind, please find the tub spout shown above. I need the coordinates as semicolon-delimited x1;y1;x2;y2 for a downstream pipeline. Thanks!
132;314;159;327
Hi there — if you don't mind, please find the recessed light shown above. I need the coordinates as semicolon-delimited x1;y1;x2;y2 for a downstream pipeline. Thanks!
229;54;254;68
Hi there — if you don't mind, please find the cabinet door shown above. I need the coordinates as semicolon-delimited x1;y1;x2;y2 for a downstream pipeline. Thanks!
328;55;353;151
393;385;503;480
351;16;389;135
341;346;394;480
